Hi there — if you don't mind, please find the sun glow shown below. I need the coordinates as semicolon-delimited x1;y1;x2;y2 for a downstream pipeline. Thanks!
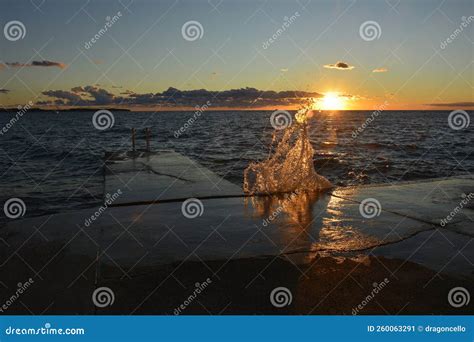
320;92;346;110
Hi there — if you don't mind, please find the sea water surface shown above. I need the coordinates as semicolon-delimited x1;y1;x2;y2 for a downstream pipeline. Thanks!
0;110;472;218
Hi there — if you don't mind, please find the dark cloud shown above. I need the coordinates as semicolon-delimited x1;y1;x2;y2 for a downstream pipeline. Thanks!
40;86;323;108
31;60;66;69
0;88;10;94
427;102;474;107
324;61;355;70
42;90;85;104
5;60;66;69
82;85;116;105
5;62;26;68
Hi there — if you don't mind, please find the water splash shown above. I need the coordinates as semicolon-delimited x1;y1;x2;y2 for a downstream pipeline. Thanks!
244;102;333;194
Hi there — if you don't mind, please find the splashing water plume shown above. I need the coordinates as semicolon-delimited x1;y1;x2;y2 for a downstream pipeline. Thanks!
244;101;333;194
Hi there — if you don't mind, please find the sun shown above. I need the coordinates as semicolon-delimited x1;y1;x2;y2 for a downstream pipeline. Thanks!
320;92;346;110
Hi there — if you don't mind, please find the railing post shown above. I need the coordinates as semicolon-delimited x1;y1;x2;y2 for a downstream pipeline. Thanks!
131;128;136;151
145;127;151;151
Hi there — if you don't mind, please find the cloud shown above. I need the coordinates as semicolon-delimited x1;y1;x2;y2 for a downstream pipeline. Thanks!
0;88;10;94
5;62;26;68
5;60;66;69
427;102;474;107
42;90;85;104
40;86;324;108
372;67;388;73
31;60;66;69
324;61;354;70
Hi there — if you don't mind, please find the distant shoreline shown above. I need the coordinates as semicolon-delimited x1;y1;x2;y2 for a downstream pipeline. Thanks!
0;107;131;113
0;108;469;113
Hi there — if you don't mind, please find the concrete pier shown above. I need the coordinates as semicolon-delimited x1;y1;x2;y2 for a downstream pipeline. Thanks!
104;150;243;205
0;151;472;314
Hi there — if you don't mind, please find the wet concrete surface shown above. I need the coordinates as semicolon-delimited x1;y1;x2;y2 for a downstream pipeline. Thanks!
0;151;472;314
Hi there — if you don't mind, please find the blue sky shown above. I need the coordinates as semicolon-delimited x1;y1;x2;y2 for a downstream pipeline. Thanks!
0;0;472;109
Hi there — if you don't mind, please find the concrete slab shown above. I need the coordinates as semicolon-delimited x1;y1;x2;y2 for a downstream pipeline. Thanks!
2;191;434;279
371;229;474;277
0;211;99;314
332;176;474;231
104;150;243;205
1;149;473;313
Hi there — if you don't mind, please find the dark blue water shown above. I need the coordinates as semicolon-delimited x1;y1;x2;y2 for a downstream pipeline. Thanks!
0;110;472;218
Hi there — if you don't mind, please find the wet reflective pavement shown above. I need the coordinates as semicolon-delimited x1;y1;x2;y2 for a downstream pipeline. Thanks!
0;151;472;314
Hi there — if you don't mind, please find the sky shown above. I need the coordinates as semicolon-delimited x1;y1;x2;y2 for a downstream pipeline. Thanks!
0;0;473;110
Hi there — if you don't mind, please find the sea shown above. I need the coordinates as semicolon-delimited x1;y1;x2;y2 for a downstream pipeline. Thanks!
0;110;472;219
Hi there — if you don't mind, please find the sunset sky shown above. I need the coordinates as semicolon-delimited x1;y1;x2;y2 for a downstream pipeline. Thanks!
0;0;472;110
